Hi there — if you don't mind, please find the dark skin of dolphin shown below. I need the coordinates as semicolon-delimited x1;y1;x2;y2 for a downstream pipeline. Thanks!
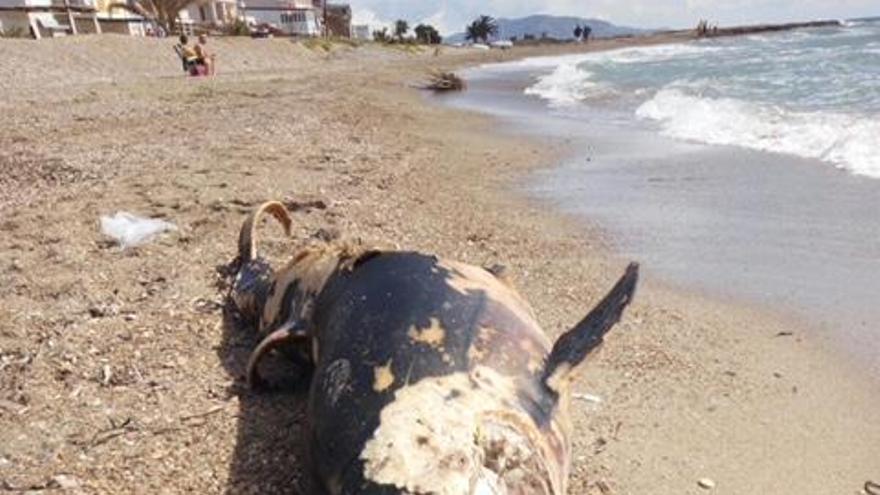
308;254;502;493
230;202;639;495
304;253;638;494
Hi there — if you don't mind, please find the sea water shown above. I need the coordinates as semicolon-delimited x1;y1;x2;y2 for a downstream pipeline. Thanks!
519;20;880;178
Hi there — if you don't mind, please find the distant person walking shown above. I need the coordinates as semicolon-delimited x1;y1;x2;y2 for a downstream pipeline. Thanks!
195;33;216;76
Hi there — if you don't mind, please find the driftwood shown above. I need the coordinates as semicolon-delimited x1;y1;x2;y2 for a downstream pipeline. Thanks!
423;70;466;92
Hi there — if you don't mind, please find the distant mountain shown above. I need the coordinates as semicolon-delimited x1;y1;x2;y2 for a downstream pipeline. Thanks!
445;14;650;44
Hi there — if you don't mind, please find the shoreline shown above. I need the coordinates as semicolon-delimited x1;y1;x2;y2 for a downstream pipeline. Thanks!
425;82;880;492
441;39;880;377
0;38;878;494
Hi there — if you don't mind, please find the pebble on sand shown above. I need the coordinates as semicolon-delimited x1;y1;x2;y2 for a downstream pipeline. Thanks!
51;474;80;489
698;478;716;490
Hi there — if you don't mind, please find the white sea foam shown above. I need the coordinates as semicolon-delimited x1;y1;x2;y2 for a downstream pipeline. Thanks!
636;88;880;178
495;42;723;74
479;53;591;73
513;21;880;179
588;43;725;64
518;44;722;106
523;63;602;106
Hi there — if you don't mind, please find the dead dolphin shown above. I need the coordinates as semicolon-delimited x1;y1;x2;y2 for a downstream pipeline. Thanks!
230;201;639;494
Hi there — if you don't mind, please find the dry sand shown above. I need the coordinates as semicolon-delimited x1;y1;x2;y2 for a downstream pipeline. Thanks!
0;35;878;494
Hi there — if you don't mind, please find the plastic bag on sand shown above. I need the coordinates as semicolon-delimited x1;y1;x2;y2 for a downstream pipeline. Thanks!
100;212;177;249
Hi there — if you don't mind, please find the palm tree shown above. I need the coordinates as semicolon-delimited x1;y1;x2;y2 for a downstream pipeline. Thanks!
109;0;197;33
464;15;498;44
372;27;389;42
394;19;409;41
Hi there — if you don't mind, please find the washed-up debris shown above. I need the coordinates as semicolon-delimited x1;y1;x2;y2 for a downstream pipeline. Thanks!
423;70;466;92
698;478;716;490
88;303;119;318
50;474;80;489
284;197;328;212
192;297;223;314
595;480;612;494
100;212;177;249
100;364;113;387
573;393;603;404
866;481;880;495
312;227;341;242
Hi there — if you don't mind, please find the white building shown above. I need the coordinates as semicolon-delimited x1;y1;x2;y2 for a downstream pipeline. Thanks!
351;23;369;40
179;0;238;30
240;0;322;36
92;0;148;36
0;0;101;38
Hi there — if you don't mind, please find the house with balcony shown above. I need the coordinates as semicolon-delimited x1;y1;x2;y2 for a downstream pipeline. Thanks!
0;0;101;38
323;2;348;37
239;0;321;36
351;23;369;40
91;0;149;36
179;0;238;31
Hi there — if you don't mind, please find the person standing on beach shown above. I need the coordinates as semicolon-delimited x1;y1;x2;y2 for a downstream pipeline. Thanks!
195;34;216;76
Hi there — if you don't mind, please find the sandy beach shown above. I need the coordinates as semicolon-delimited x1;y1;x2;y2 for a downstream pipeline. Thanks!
1;35;878;494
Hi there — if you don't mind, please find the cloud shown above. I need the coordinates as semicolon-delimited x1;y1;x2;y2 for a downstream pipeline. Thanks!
419;9;453;35
351;7;392;30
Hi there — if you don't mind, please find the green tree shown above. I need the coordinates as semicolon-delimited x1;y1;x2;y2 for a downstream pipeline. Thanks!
394;19;409;40
414;23;442;44
372;27;389;42
464;15;498;43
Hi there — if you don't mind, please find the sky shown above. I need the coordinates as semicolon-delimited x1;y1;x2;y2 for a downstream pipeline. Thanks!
349;0;879;34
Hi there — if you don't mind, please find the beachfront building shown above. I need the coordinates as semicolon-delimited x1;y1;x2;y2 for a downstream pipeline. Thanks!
0;0;101;38
179;0;238;30
323;2;348;37
351;23;368;40
240;0;320;36
92;0;148;35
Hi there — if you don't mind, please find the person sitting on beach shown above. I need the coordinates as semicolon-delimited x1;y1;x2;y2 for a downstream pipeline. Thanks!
176;35;199;73
194;33;216;76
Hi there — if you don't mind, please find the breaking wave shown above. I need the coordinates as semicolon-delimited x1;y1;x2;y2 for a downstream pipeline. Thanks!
636;89;880;178
515;19;880;179
524;63;603;106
